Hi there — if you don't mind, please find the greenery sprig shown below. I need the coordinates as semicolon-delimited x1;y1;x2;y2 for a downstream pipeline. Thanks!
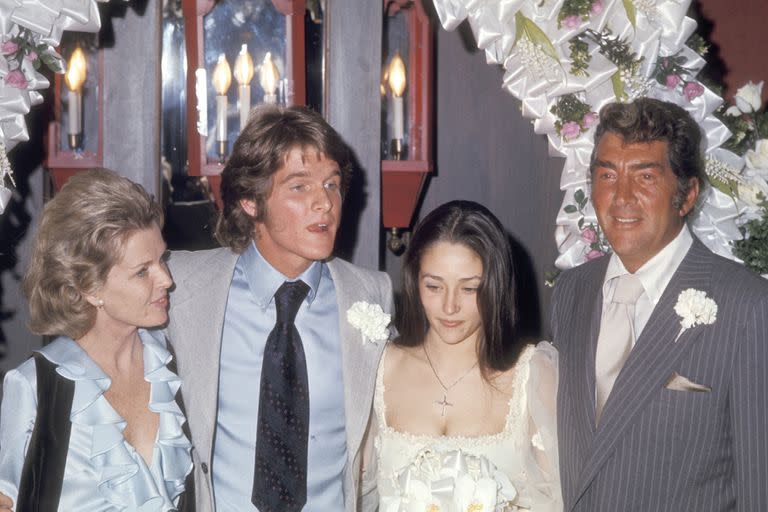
550;94;596;140
3;28;65;75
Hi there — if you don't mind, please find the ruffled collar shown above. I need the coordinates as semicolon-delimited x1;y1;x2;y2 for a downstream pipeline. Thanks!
38;329;192;511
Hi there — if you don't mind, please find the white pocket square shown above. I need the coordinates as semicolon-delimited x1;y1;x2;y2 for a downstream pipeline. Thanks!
665;372;712;393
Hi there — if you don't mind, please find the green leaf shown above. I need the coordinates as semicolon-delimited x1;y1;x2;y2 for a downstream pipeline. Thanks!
611;71;625;100
622;0;637;29
577;217;585;229
563;205;578;214
707;173;739;200
40;52;64;74
514;12;559;62
574;188;585;204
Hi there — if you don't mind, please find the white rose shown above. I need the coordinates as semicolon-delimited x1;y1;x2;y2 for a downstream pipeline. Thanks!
745;139;768;171
734;81;764;113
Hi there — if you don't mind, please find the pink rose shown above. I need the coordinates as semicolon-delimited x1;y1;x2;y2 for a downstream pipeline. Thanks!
591;0;603;14
563;15;581;29
581;227;598;244
5;69;27;89
683;81;704;102
1;41;18;55
560;121;581;140
582;112;598;129
665;74;681;90
25;50;37;62
585;249;604;261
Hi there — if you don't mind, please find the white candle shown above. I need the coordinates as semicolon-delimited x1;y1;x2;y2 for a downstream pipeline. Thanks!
259;52;280;105
64;47;87;138
68;89;81;136
233;44;254;130
238;85;250;130
391;95;404;140
386;52;407;142
216;95;228;142
211;54;232;145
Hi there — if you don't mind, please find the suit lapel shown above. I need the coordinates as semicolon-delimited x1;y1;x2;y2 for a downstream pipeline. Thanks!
570;239;714;507
560;257;607;506
327;260;387;459
170;249;238;462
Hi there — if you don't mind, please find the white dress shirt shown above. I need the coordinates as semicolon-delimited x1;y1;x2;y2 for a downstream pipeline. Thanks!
601;226;693;341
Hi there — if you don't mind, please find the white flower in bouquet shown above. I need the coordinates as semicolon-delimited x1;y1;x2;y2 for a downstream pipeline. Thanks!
386;449;518;511
346;301;391;344
734;81;764;113
745;139;768;172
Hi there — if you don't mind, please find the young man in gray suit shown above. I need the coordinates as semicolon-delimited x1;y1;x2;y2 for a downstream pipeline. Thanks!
552;98;768;511
166;106;392;511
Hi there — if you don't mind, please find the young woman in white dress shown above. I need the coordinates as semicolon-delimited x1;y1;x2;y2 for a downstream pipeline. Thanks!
373;200;561;511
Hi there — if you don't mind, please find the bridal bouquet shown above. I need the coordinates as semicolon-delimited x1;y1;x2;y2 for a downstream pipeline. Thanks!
380;448;518;512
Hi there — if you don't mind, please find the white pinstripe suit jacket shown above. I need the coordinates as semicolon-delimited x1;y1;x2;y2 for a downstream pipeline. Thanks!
552;237;768;511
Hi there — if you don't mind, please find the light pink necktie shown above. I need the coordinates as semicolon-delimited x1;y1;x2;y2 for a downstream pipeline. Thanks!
595;273;645;425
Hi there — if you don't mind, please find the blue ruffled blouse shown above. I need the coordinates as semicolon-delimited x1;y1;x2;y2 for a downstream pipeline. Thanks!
0;329;193;511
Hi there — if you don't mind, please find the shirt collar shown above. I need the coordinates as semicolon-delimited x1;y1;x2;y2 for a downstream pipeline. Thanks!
603;225;693;306
239;241;324;311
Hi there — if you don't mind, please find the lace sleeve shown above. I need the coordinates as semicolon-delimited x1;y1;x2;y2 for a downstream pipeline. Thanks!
524;341;562;511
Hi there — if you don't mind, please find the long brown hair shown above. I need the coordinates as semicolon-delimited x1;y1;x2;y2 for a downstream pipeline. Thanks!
395;200;520;380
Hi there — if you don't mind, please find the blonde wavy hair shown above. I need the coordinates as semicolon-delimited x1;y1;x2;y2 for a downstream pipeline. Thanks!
23;169;163;339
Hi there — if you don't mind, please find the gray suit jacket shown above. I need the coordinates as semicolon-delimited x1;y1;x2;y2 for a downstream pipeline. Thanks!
552;237;768;511
165;247;393;512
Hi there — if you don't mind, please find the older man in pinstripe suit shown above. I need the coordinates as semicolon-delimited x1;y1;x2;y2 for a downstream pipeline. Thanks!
552;98;768;511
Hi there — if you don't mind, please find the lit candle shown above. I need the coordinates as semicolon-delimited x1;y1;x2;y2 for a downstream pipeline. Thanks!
64;47;87;149
212;54;232;157
259;52;280;104
387;52;406;143
233;44;254;130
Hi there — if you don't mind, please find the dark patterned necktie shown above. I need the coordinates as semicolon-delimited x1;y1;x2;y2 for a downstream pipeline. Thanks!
252;280;311;512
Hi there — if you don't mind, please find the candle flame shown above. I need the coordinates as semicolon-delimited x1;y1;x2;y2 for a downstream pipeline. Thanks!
65;47;87;92
233;44;254;86
212;54;232;95
259;52;280;96
387;52;406;97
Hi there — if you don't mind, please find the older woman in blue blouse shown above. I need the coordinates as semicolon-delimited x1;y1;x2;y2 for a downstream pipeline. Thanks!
0;169;192;511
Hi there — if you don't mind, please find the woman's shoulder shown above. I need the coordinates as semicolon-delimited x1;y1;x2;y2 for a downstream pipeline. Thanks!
494;342;558;393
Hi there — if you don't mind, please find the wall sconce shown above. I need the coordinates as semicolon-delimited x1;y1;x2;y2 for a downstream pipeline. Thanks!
182;0;307;203
381;0;434;254
46;34;103;190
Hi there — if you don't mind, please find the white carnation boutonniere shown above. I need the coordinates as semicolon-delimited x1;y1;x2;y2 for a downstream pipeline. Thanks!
673;288;718;342
346;301;391;345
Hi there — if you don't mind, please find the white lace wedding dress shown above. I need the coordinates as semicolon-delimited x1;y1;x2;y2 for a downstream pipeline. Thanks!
374;342;561;511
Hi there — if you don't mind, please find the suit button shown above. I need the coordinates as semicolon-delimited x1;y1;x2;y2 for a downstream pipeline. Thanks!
201;462;209;474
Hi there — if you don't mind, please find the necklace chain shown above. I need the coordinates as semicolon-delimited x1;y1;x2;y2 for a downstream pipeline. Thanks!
422;344;479;393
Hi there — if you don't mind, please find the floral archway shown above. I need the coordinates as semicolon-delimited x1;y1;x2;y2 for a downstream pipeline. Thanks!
431;0;768;274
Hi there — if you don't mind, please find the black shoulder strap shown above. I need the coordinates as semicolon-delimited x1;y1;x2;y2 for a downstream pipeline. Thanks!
17;352;75;512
